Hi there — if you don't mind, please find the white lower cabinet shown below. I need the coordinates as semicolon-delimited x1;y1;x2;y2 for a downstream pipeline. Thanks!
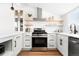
57;34;62;53
62;35;68;56
57;34;68;56
0;36;14;56
23;33;32;50
13;34;22;56
48;33;56;49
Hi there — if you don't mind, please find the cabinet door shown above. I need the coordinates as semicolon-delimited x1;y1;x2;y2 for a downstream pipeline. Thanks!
57;34;68;56
56;34;59;49
57;34;63;54
13;35;22;56
57;35;60;50
62;35;68;56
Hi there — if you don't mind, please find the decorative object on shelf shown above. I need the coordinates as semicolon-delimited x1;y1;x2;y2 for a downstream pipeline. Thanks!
10;3;14;10
15;27;18;31
19;10;23;16
14;10;23;32
20;18;23;23
15;10;19;16
15;18;18;31
20;18;23;31
48;17;51;22
25;28;31;32
15;10;23;16
15;18;18;22
28;13;32;17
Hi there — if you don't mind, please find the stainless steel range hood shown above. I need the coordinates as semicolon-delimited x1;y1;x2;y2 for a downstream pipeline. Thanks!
33;7;45;21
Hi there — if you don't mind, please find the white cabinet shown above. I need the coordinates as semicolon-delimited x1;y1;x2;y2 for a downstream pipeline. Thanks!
57;34;68;56
0;36;13;56
13;34;22;56
48;33;56;49
62;35;68;56
56;34;63;54
23;33;32;50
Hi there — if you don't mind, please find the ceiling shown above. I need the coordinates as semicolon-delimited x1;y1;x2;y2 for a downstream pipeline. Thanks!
20;3;79;16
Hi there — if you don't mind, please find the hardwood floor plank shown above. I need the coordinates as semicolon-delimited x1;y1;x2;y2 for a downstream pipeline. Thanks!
18;49;61;56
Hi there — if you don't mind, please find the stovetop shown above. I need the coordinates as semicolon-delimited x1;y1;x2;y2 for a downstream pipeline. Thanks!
32;32;47;34
32;28;47;37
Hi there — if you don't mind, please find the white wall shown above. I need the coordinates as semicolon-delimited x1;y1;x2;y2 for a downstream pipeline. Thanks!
20;5;63;33
0;3;63;34
62;7;79;34
0;3;14;34
17;4;37;18
42;9;61;19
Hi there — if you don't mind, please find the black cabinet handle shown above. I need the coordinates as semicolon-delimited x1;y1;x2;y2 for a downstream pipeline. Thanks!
60;39;62;45
15;41;16;47
16;36;20;38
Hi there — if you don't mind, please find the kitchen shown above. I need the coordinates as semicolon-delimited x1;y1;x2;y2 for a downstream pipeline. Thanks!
0;3;79;56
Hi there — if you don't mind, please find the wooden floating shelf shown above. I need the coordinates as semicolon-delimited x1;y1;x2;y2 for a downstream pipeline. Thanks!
24;20;33;22
45;24;63;26
24;24;33;26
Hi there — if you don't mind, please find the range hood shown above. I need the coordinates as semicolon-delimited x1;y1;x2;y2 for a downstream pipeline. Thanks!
33;7;45;21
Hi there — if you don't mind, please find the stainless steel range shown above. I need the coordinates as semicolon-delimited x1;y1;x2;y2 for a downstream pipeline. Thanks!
32;28;47;51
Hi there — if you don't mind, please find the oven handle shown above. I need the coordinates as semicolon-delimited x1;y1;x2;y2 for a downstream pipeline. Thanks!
71;40;79;44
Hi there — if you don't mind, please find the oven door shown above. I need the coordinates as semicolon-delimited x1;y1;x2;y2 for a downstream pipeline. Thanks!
32;37;47;47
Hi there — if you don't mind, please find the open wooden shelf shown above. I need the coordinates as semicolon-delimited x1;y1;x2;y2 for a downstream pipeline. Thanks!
24;20;33;22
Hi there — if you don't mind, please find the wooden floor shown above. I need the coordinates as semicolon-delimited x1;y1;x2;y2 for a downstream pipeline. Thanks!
18;49;61;56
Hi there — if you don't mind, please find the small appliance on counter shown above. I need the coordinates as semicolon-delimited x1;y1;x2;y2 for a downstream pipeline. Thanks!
25;28;31;32
0;45;5;54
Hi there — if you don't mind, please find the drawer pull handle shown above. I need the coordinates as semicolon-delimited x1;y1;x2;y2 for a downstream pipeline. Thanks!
15;41;16;47
16;36;20;38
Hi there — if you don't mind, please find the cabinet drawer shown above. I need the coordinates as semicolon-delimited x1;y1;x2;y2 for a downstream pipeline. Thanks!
48;37;56;41
25;36;31;39
48;44;56;48
48;41;55;44
24;39;30;41
24;44;31;47
24;41;31;44
48;36;54;39
48;34;55;36
48;34;56;37
49;39;55;41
